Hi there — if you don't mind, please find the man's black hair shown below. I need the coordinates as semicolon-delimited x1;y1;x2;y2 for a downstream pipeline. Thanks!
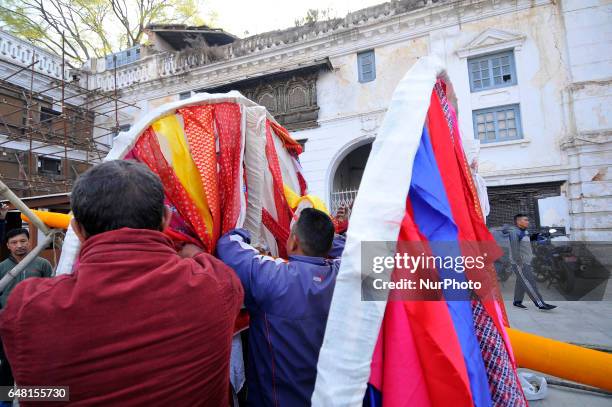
294;208;335;257
514;213;528;224
71;160;165;237
5;228;29;243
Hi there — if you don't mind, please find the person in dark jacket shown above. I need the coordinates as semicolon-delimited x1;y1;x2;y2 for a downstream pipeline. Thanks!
0;160;244;406
0;203;8;244
0;228;54;308
217;208;345;406
0;227;54;393
509;214;556;310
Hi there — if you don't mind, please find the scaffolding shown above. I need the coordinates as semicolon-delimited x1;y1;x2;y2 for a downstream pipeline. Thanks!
0;40;139;197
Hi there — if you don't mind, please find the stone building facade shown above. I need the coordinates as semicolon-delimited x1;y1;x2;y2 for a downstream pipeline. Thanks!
80;0;611;240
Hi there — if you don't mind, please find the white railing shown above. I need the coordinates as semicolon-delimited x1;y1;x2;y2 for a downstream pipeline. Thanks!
0;30;68;80
80;0;423;92
91;61;152;92
330;188;358;215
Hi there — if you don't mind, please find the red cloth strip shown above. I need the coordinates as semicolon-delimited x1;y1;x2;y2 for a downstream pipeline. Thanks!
270;121;303;157
265;120;292;258
178;105;220;247
214;103;244;235
132;128;212;251
262;208;290;258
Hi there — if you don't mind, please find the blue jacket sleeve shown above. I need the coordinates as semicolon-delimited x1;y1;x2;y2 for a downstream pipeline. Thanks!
216;228;290;309
328;234;346;259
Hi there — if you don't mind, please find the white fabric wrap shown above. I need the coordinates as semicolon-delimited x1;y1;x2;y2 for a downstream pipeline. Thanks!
56;92;286;274
311;56;445;406
242;106;268;247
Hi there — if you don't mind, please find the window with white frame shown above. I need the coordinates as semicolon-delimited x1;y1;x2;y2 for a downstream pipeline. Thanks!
472;104;522;143
106;46;141;69
357;50;376;83
468;51;517;92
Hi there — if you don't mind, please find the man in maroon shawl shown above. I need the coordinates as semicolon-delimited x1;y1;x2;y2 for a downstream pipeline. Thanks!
0;160;243;406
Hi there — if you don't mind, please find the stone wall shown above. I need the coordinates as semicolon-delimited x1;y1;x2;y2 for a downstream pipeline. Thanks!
560;0;612;240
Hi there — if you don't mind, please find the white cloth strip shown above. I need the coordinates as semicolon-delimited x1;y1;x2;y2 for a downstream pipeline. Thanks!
311;56;445;406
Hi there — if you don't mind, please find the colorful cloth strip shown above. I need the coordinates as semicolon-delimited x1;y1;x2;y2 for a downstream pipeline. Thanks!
409;126;492;407
265;120;293;258
471;300;527;406
270;121;303;157
262;208;290;251
178;105;221;246
214;103;244;235
132;128;212;250
432;84;509;328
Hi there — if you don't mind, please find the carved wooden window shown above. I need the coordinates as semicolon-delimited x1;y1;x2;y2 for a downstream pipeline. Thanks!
288;85;308;110
257;90;277;113
201;67;322;130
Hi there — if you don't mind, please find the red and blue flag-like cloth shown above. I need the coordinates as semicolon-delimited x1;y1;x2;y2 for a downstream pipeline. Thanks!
366;80;526;407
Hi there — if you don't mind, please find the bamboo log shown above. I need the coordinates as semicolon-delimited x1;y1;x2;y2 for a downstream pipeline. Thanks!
21;210;71;230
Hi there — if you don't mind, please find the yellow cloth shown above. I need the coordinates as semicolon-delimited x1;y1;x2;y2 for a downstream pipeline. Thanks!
283;184;330;215
152;115;214;237
283;185;301;209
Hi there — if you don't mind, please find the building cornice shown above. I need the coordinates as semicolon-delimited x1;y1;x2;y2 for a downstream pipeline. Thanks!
482;164;570;187
88;0;553;100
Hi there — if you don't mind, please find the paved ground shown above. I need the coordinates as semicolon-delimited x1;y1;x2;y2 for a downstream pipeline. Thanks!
500;274;612;406
524;380;612;407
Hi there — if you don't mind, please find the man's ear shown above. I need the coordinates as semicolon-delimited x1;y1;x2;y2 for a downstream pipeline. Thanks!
161;206;172;231
286;232;299;254
71;218;88;243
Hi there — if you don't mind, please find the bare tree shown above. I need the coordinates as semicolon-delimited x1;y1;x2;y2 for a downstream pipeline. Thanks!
0;0;208;65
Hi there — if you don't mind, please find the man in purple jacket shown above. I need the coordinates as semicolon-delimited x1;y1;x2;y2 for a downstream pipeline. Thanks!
216;208;345;406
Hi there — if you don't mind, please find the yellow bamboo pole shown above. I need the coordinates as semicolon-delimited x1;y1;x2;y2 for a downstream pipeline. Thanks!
508;327;612;391
21;210;72;230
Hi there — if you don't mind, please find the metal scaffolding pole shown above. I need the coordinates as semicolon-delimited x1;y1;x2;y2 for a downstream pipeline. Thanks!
0;37;134;197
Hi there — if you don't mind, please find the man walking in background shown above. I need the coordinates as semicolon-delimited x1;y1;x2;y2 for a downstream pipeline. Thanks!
510;214;557;310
